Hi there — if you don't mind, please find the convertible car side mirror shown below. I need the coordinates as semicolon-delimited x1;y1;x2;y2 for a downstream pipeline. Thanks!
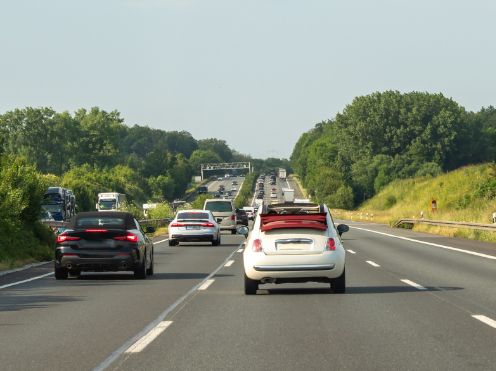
336;224;349;236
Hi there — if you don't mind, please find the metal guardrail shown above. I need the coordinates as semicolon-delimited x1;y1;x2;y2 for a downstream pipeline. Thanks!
43;218;172;228
394;218;496;231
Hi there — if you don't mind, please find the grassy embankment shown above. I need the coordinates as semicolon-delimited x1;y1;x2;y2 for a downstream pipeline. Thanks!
333;163;496;243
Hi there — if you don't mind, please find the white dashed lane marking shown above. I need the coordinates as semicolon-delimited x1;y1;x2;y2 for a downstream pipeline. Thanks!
197;279;215;290
125;321;173;353
401;279;427;290
224;260;234;267
154;239;169;244
366;261;380;267
347;249;356;254
237;249;244;252
472;315;496;329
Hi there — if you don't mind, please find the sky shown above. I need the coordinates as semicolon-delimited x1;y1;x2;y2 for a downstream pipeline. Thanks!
1;0;495;159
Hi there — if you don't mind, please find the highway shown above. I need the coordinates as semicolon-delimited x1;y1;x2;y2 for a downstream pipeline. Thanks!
3;177;496;370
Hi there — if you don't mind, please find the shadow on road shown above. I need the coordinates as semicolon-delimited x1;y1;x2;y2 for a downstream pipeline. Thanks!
261;285;463;295
0;295;83;312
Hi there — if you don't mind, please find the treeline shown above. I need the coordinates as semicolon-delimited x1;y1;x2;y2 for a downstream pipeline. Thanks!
0;106;293;212
291;91;496;208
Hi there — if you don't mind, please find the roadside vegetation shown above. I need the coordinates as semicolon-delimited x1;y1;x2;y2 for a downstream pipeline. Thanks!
291;91;496;210
333;163;496;243
235;172;259;209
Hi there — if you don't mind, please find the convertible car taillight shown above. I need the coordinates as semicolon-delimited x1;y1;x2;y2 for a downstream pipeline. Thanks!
114;235;138;242
252;239;263;252
325;237;336;251
57;235;80;242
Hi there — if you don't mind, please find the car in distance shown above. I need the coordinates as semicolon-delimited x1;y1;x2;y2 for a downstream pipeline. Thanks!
236;209;249;226
198;186;208;195
271;192;277;198
231;187;237;192
168;210;221;246
54;212;155;279
241;202;348;295
243;207;255;220
232;181;238;185
226;191;232;196
204;199;237;234
213;191;220;198
257;194;263;199
218;177;223;180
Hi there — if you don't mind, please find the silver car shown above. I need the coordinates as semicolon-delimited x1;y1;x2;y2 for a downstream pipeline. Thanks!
204;199;237;234
168;210;221;246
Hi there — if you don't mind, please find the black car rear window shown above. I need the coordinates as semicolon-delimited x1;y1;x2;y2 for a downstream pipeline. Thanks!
177;212;210;220
205;201;232;212
237;210;247;215
75;217;125;228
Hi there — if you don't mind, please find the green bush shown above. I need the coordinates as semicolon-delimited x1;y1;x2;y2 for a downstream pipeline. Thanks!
384;195;397;209
191;193;214;209
0;154;55;267
235;172;259;209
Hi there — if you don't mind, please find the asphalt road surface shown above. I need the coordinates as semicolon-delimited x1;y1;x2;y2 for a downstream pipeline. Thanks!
3;195;496;369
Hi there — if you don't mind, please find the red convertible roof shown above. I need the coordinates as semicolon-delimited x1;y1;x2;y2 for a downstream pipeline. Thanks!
260;213;327;232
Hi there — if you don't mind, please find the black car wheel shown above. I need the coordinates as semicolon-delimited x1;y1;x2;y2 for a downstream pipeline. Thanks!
146;249;154;275
212;233;221;246
332;267;346;293
134;256;147;279
169;240;177;246
244;271;258;295
55;267;68;280
68;270;81;277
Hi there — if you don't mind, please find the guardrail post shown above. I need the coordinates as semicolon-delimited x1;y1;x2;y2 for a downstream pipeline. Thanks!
493;213;496;224
371;214;373;221
360;212;362;220
366;212;368;220
421;211;423;220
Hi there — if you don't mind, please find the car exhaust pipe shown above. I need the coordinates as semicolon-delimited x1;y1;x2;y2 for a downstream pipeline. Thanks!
261;277;276;283
66;263;73;270
120;262;127;269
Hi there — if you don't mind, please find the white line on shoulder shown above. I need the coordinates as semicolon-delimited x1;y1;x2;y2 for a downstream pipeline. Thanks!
154;239;169;244
350;226;496;260
0;272;53;290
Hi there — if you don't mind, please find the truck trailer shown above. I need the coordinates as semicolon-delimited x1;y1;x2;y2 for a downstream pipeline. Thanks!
97;193;126;211
278;168;286;179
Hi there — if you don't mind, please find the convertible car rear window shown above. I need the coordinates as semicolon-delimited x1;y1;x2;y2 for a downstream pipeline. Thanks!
204;202;232;212
75;217;125;228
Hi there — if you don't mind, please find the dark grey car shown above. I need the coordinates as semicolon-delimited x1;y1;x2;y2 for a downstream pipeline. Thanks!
54;212;155;279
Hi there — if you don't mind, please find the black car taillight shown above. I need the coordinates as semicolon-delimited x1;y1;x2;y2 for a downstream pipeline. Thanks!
57;235;80;243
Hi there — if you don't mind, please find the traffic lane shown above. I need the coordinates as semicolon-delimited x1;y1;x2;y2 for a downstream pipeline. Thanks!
114;249;495;371
336;217;496;257
208;177;243;199
0;234;170;289
339;223;496;317
0;234;245;371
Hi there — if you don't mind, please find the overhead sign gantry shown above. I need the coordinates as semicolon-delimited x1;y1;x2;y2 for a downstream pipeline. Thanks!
201;162;251;180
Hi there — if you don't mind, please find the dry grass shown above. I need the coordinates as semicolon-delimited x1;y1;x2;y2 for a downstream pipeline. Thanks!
0;258;39;272
290;174;310;198
331;163;496;244
152;226;168;237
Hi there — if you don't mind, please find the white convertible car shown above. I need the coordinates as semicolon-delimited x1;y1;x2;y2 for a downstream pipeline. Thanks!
239;202;349;295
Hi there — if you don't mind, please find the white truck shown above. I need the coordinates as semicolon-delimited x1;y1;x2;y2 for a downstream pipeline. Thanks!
96;193;126;211
278;168;286;179
254;199;264;207
283;189;294;203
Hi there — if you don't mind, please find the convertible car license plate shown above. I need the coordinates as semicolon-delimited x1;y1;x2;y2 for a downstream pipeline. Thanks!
186;226;200;230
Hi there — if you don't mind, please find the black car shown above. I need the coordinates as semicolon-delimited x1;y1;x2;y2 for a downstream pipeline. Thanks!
226;191;232;196
236;209;248;226
257;194;263;199
213;191;220;197
54;212;155;280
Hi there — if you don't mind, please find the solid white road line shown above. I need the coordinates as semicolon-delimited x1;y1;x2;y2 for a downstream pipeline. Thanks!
0;260;53;276
93;244;242;371
224;260;234;267
0;272;53;290
197;279;215;290
347;249;356;254
350;226;496;261
237;248;244;252
366;261;380;267
125;321;173;353
154;238;169;244
401;279;427;290
472;315;496;329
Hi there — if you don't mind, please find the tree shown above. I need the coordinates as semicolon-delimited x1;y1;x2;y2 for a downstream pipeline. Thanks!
198;138;232;162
